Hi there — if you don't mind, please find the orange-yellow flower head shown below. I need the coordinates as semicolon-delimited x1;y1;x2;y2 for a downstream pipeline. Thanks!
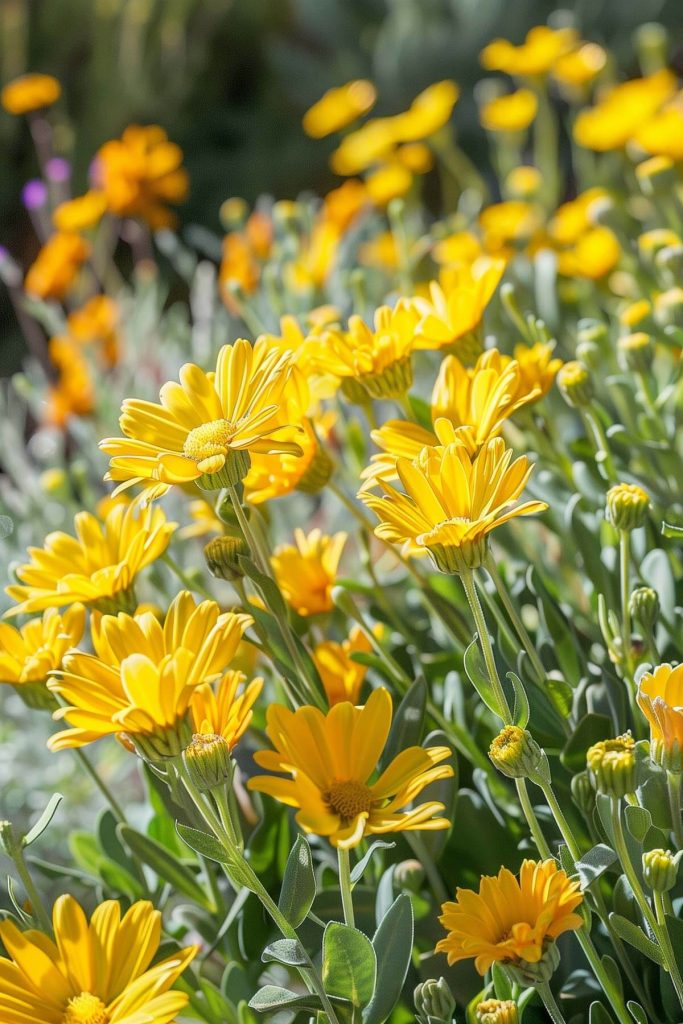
0;894;197;1024
271;528;346;616
638;664;683;772
45;336;96;428
100;338;302;500
248;687;453;848
573;70;677;152
635;105;683;162
0;605;85;710
6;501;175;617
67;294;121;366
361;437;547;573
313;624;383;706
481;26;578;78
190;669;263;751
391;80;459;141
437;859;583;977
303;80;377;138
1;73;60;115
480;90;538;133
48;591;253;757
24;232;90;301
95;124;189;229
411;259;506;353
53;191;108;233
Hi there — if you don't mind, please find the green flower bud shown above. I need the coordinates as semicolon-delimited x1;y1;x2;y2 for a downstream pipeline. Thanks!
587;734;636;798
394;858;426;893
654;286;683;328
183;733;234;792
489;725;543;779
204;535;249;581
630;586;659;633
507;938;561;986
571;770;595;818
617;331;654;373
606;483;650;531
414;977;455;1024
557;360;593;407
642;848;682;892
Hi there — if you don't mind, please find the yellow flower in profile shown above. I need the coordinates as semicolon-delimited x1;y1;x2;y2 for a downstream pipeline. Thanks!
248;687;453;848
481;26;578;77
436;859;583;974
365;162;413;206
573;70;676;151
638;664;683;771
479;201;542;257
313;303;419;399
556;226;620;280
548;187;608;245
392;80;459;140
359;230;400;270
271;528;347;616
433;231;484;266
313;624;383;706
331;118;398;175
190;670;263;749
552;42;607;89
100;338;301;500
1;72;60;114
505;165;543;200
95;124;189;228
480;90;538;133
0;894;197;1024
635;105;683;161
303;80;377;138
361;437;547;573
411;259;506;352
513;341;562;399
0;605;85;709
48;591;253;754
6;501;175;616
53;191;107;233
24;232;90;300
179;497;224;540
396;141;434;173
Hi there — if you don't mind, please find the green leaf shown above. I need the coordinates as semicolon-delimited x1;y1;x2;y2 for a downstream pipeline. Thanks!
662;520;683;539
626;1001;648;1024
381;675;427;768
589;1002;616;1024
363;894;413;1024
608;913;664;965
464;637;502;718
561;713;612;772
176;823;228;864
278;834;316;927
23;793;63;847
575;844;618;888
261;939;308;967
323;922;377;1008
350;841;395;886
249;986;324;1015
507;671;529;728
491;962;513;1002
665;913;683;977
118;825;210;907
624;805;652;843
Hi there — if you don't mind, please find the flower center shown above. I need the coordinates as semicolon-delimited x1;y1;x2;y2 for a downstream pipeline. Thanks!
63;992;109;1024
323;779;374;820
183;419;235;463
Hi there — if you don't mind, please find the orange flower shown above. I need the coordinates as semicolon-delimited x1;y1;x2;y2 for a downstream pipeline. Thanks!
1;73;60;115
24;233;90;301
303;80;377;138
46;337;95;427
313;624;383;706
67;295;121;366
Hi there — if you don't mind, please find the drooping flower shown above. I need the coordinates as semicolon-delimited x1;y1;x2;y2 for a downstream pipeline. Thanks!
361;437;547;573
0;894;197;1024
312;623;383;706
552;42;607;90
437;860;582;975
6;501;175;616
271;529;347;616
24;232;90;300
94;124;189;228
100;338;301;499
638;664;683;772
248;687;453;848
1;73;60;115
0;605;85;709
303;80;377;138
392;81;459;141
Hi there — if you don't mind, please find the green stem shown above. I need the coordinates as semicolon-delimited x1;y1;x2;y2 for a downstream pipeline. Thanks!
619;530;633;677
536;779;582;862
3;828;52;934
73;747;127;824
460;569;512;724
580;408;616;481
337;847;355;927
538;982;568;1024
516;778;551;857
162;552;214;601
485;556;547;687
667;771;683;849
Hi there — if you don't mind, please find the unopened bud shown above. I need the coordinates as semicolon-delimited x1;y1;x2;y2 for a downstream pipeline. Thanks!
630;586;659;633
183;733;234;792
654;286;683;328
394;858;425;893
571;771;595;817
587;734;636;798
414;977;455;1024
476;999;520;1024
557;360;593;407
204;536;249;581
642;848;682;892
489;725;543;779
606;483;650;531
617;331;653;373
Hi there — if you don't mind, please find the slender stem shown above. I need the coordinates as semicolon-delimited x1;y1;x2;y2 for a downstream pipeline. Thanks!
6;836;53;934
536;779;583;862
580;408;616;481
337;847;355;927
574;928;634;1024
516;778;551;858
162;552;215;601
538;982;568;1024
619;530;633;678
460;569;512;724
73;747;127;824
485;556;547;686
654;890;683;1005
667;771;683;849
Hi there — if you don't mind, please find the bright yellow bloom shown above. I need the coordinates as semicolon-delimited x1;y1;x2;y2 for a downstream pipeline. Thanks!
1;72;60;114
100;338;301;500
95;124;189;229
67;294;121;366
556;226;620;279
411;259;506;351
635;104;683;161
24;232;90;300
573;70;677;151
331;119;398;175
303;80;377;138
365;162;413;205
190;670;263;749
480;90;538;133
638;663;683;771
548;188;608;245
552;42;607;89
248;687;453;848
0;894;197;1024
479;201;542;257
437;859;583;974
359;230;400;270
271;528;346;616
53;191;107;233
392;81;459;141
433;231;484;266
481;26;578;77
6;501;175;616
505;165;543;200
513;341;562;399
0;605;85;709
48;591;253;753
361;437;547;573
313;624;383;706
396;141;434;173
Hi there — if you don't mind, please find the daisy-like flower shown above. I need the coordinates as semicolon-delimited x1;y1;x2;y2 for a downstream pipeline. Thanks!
1;72;60;115
0;605;85;709
312;303;419;400
248;687;453;848
361;437;547;573
24;231;90;301
512;341;562;399
312;623;383;706
361;349;542;486
190;669;263;749
303;80;377;138
481;26;579;77
6;502;175;617
47;591;252;757
411;259;506;354
437;860;583;978
100;338;302;500
271;529;347;616
638;664;683;772
0;893;197;1024
573;69;677;152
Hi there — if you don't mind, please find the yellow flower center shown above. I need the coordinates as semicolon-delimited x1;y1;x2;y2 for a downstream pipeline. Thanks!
183;419;235;463
63;993;109;1024
323;779;374;820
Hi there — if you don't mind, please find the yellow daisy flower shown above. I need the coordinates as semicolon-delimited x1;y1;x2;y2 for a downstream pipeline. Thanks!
437;859;583;974
480;26;578;77
190;669;263;749
1;72;60;115
303;80;377;138
271;528;347;616
24;232;90;301
312;623;383;706
411;259;506;352
512;341;562;399
0;893;197;1024
53;191;108;233
100;338;302;499
248;687;453;848
361;437;547;573
638;663;683;772
48;591;252;756
0;605;85;709
573;70;676;152
6;502;175;617
480;90;538;133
